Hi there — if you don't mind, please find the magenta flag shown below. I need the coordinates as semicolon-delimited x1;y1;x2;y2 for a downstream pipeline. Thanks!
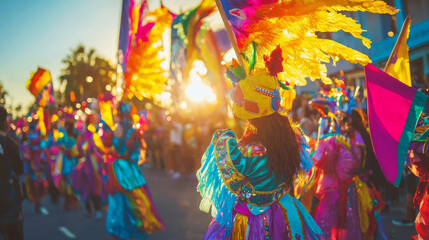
365;64;428;186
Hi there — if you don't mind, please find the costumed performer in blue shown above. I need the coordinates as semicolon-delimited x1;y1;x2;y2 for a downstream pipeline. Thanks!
196;57;324;239
197;0;398;238
104;102;165;240
54;112;79;210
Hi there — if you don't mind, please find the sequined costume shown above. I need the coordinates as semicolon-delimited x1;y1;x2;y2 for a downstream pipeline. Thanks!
311;133;387;240
197;129;324;240
200;0;397;238
105;116;165;239
406;118;429;239
72;126;106;213
53;127;79;210
41;130;62;203
22;130;48;205
407;140;429;240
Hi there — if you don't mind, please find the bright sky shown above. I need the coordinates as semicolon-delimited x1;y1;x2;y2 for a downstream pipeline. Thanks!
0;0;200;111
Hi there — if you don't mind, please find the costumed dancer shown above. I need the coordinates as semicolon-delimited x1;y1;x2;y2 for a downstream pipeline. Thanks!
73;114;106;219
53;113;79;210
104;102;164;240
295;87;339;212
21;121;48;213
197;61;324;239
311;85;387;240
41;121;61;204
201;0;396;238
405;108;429;239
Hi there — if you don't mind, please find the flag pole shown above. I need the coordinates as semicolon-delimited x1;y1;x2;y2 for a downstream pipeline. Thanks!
384;16;411;72
116;0;129;101
215;0;247;75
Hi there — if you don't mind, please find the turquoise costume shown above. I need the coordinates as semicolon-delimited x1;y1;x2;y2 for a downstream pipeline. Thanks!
105;117;164;239
53;127;79;210
197;129;324;240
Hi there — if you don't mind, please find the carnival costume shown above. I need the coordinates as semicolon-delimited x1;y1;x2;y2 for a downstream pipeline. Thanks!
303;85;387;240
197;0;396;239
105;103;164;239
198;127;324;239
73;117;106;216
405;116;429;239
312;133;386;240
22;124;48;210
41;127;62;204
53;116;79;210
197;39;324;240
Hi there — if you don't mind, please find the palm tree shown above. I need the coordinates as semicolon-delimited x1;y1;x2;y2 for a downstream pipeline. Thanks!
59;45;116;105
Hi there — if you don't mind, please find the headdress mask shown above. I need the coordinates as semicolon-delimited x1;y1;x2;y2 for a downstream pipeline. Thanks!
333;80;357;114
226;47;289;120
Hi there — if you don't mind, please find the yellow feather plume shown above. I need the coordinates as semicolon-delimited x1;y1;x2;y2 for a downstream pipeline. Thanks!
238;0;398;85
125;6;174;100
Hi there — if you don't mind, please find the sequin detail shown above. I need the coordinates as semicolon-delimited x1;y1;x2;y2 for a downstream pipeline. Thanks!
213;130;286;207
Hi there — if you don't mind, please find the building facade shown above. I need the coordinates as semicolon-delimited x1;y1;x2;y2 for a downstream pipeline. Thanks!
327;0;429;90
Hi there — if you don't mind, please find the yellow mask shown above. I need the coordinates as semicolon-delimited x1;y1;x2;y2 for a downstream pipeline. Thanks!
229;71;281;120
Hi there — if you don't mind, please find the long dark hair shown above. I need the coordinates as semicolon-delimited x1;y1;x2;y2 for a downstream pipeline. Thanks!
245;112;302;187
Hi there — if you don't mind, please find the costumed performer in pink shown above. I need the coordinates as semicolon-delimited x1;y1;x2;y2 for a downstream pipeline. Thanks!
73;114;107;219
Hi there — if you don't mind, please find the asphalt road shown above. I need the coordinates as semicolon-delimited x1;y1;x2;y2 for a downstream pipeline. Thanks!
22;167;416;240
23;167;211;240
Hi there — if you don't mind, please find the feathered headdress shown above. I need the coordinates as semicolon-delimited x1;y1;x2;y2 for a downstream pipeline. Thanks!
226;47;285;119
217;0;397;119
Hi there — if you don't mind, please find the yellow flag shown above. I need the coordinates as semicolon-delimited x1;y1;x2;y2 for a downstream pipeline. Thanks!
99;101;114;129
384;16;412;86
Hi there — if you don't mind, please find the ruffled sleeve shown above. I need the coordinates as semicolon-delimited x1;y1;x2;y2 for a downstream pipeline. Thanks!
197;130;237;236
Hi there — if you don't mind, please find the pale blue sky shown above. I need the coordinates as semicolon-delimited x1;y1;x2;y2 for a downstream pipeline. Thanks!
0;0;200;109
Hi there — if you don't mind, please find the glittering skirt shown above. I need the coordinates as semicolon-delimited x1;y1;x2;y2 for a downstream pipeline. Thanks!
203;201;325;240
71;160;103;201
313;177;389;240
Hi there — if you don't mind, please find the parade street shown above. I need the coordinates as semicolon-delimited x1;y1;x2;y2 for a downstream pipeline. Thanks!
22;166;211;240
21;166;416;240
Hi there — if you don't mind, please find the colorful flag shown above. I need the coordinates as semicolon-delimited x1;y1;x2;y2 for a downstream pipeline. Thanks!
26;67;55;107
365;64;428;186
215;0;269;70
216;0;276;47
26;67;51;97
384;16;412;86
